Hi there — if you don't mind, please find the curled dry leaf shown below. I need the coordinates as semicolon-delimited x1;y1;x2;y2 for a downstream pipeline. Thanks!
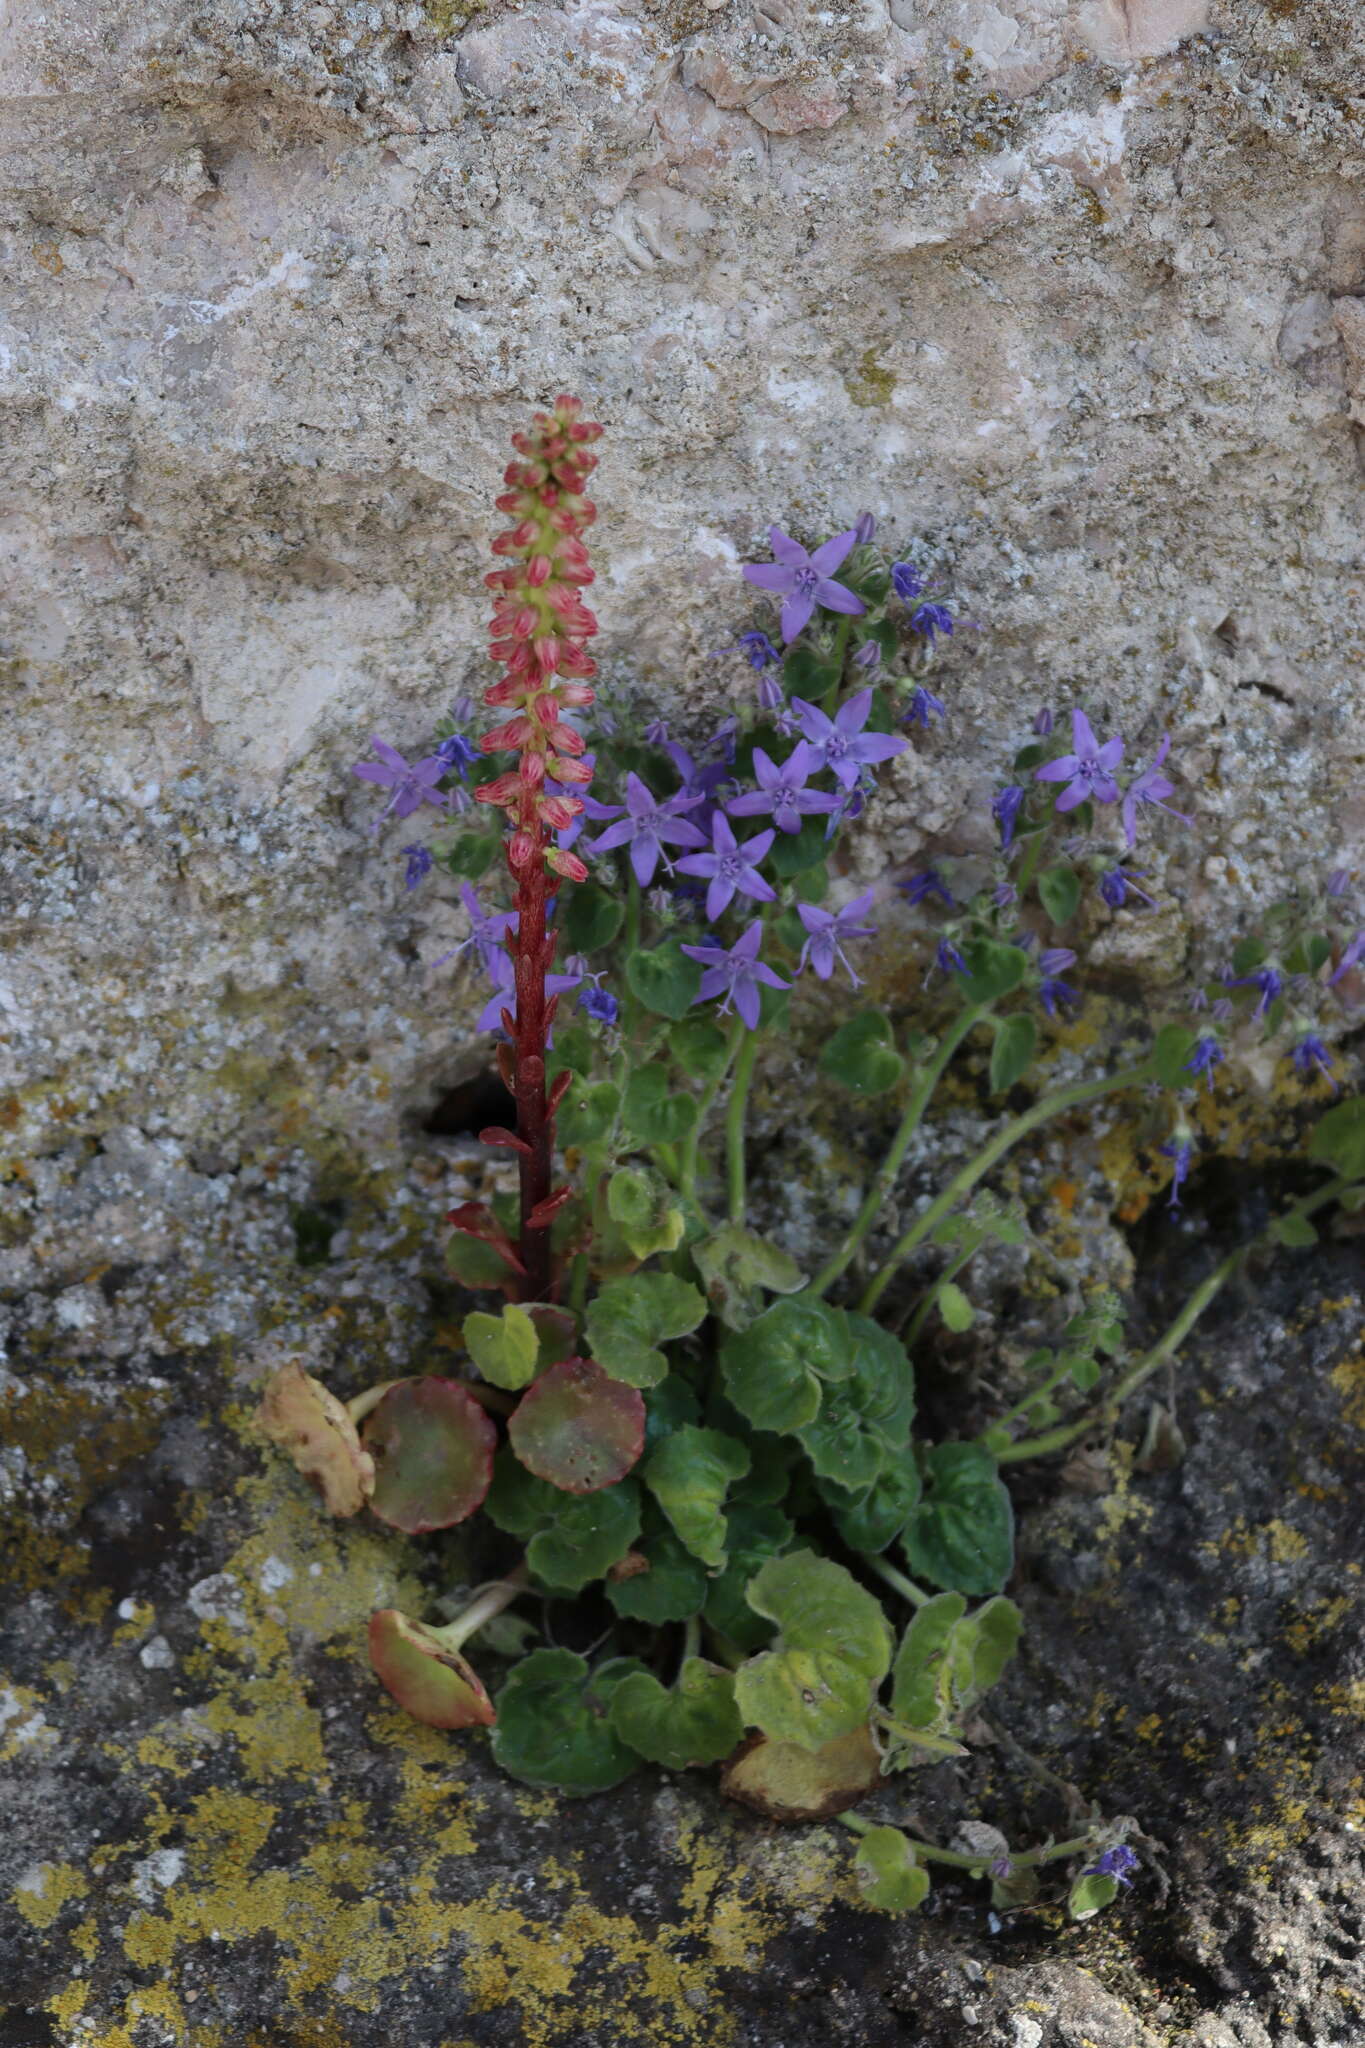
255;1360;376;1517
719;1723;880;1823
368;1609;496;1729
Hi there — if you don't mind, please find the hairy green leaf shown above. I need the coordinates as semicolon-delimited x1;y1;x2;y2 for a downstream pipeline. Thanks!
645;1425;750;1568
819;1010;905;1096
484;1452;641;1591
853;1826;931;1913
890;1590;1022;1735
585;1272;706;1389
463;1304;540;1391
694;1225;807;1331
562;884;625;953
621;1066;699;1145
625;940;704;1021
1038;864;1081;926
492;1650;647;1795
903;1443;1014;1595
989;1013;1037;1095
734;1550;893;1751
605;1516;709;1624
609;1659;744;1770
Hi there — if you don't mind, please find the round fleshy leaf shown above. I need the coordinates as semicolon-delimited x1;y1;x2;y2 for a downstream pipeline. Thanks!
368;1608;495;1729
255;1361;376;1517
508;1357;645;1495
363;1378;497;1533
853;1825;931;1913
720;1724;880;1822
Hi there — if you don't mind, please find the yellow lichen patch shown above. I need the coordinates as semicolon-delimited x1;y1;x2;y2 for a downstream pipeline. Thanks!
14;1859;89;1928
112;1601;157;1645
1264;1520;1310;1564
0;1377;169;1603
1283;1593;1354;1654
0;1678;59;1761
1329;1346;1365;1431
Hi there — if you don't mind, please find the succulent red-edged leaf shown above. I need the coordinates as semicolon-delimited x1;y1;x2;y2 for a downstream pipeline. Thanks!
508;1357;645;1495
368;1609;495;1729
363;1378;497;1533
255;1360;376;1517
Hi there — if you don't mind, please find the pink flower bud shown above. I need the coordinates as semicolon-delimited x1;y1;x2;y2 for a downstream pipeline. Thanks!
508;831;536;869
526;555;552;588
546;847;589;883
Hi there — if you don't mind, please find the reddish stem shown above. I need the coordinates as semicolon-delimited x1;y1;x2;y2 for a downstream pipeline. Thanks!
513;815;555;1299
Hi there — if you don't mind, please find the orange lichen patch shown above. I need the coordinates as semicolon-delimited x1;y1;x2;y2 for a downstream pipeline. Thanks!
1050;1178;1079;1214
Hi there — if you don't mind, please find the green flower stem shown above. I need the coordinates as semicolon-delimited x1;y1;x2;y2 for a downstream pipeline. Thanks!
858;1056;1157;1316
437;1562;531;1654
682;1615;701;1667
727;1027;763;1227
679;1016;745;1209
874;1712;969;1760
1012;814;1051;900
838;1810;1093;1872
345;1382;396;1426
987;1355;1073;1438
864;1555;933;1608
809;1004;991;1299
901;1243;976;1351
622;870;643;1041
829;613;855;696
997;1169;1350;1465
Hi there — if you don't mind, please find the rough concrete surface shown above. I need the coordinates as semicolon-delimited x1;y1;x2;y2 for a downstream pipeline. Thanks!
3;0;1365;2042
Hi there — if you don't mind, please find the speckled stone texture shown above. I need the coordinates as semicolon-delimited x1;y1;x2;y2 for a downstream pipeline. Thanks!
2;0;1363;1164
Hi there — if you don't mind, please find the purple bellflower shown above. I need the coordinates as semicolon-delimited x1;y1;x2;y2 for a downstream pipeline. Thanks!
401;844;434;890
853;511;877;545
756;671;786;714
900;868;954;909
790;686;908;791
1099;863;1158;910
1122;735;1191;849
1035;710;1124;813
725;629;782;671
727;743;841;836
1330;931;1365;986
675;813;777;921
1084;1845;1139;1887
1038;946;1080;1016
435;731;479;777
1161;1135;1194;1211
935;937;970;977
904;684;946;729
1184;1032;1225;1091
433;882;518;974
797;889;878;986
1326;868;1349;899
644;718;671;748
1226;963;1284;1016
681;921;790;1031
742;526;866;645
351;737;451;821
1290;1032;1336;1087
583;771;706;887
890;561;925;604
914;602;956;643
853;641;882;673
993;785;1027;849
1033;707;1054;737
579;984;620;1026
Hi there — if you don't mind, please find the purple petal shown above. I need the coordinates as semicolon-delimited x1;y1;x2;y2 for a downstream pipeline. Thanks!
791;697;835;743
696;965;731;1003
675;852;721;880
656;816;708;849
780;593;816;643
752;963;791;991
1091;772;1121;805
705;876;735;920
1036;755;1081;783
1071;709;1098;755
733;978;762;1030
1053;780;1089;813
735;870;775;903
850;732;908;767
809;530;858;576
586;819;636;856
726;791;774;817
835;688;875;736
711;812;738;855
732;922;766;961
744;562;796;594
814;577;865;616
1095;737;1125;772
623;772;657;816
839;888;878;924
768;526;809;567
797;902;831;934
370;739;408;769
681;943;728;967
352;762;400;786
629;835;660;887
741;829;775;862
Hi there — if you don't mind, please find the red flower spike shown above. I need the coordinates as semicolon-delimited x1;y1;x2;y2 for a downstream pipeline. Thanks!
508;1357;645;1494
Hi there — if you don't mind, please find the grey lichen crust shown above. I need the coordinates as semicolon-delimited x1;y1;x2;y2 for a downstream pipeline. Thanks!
2;0;1363;1167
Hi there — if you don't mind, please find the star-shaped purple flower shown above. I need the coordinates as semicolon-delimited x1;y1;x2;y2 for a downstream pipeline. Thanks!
433;883;518;974
1183;1031;1224;1091
1226;963;1283;1017
1330;930;1365;987
726;744;841;836
904;685;946;730
351;737;451;821
789;687;908;791
1035;710;1124;813
1038;945;1080;1016
1099;863;1158;910
583;771;706;887
796;889;878;986
1290;1033;1336;1088
899;869;954;909
675;813;776;922
742;526;866;645
1121;735;1191;849
681;921;790;1031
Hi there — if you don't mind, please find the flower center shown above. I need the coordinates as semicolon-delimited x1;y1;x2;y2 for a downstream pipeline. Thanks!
793;567;819;597
718;853;744;881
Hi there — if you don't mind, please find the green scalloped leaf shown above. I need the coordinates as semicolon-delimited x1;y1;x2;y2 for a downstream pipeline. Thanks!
608;1659;743;1770
645;1425;750;1569
1309;1094;1365;1180
463;1304;541;1391
606;1167;685;1260
702;1502;794;1652
625;940;703;1021
605;1516;709;1624
734;1550;893;1751
822;1453;922;1556
491;1650;647;1795
585;1272;707;1390
903;1443;1014;1595
719;1295;847;1436
1068;1872;1119;1921
853;1826;931;1913
1153;1022;1198;1091
890;1590;1022;1736
819;1010;905;1097
989;1013;1037;1096
508;1357;645;1495
669;1017;730;1084
621;1066;699;1144
558;1078;621;1147
484;1451;642;1592
693;1225;807;1331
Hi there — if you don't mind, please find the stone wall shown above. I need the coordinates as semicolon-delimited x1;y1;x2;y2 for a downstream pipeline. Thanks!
2;0;1363;1167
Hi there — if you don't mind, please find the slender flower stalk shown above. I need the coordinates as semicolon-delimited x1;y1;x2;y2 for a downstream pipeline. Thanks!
469;395;605;1298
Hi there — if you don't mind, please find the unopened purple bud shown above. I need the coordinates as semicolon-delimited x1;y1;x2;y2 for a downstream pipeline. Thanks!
854;511;877;546
992;784;1026;850
1211;997;1234;1022
936;938;970;977
853;641;881;671
644;719;670;747
993;882;1017;908
990;1856;1014;1880
1188;987;1208;1012
1033;708;1054;736
400;844;433;890
1040;947;1077;974
757;673;785;713
1327;868;1349;898
449;694;478;726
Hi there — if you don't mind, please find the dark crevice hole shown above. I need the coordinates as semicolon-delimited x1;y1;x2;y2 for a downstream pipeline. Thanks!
422;1067;516;1138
